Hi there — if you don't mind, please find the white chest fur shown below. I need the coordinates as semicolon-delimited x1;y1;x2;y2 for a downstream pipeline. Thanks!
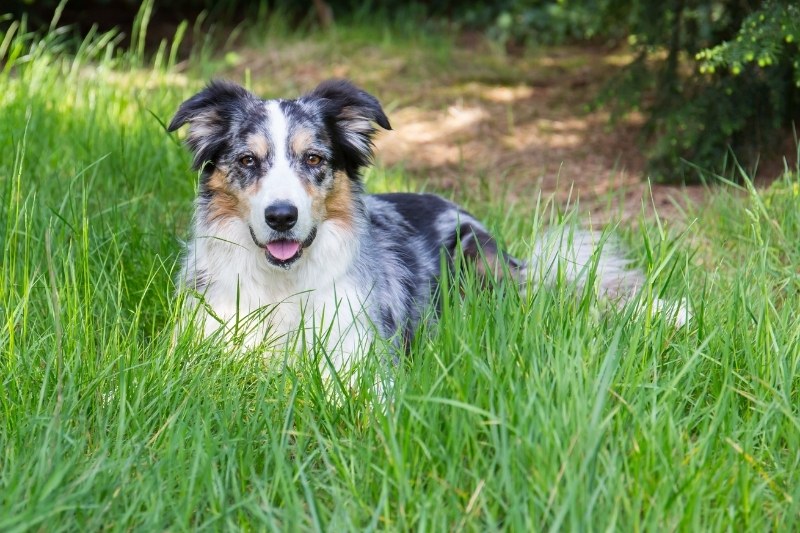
180;218;375;373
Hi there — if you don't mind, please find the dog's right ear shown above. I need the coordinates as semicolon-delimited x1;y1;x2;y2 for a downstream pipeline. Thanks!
168;80;258;170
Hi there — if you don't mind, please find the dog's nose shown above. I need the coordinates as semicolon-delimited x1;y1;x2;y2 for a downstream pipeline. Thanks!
264;202;298;231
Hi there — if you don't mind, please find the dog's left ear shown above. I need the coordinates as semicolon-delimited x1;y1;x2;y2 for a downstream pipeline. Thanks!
303;79;392;176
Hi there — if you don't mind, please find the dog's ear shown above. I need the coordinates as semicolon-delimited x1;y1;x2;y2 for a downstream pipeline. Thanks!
168;80;259;170
303;79;392;177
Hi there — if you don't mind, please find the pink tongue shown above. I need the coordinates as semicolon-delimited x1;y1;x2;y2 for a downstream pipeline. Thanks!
266;240;301;261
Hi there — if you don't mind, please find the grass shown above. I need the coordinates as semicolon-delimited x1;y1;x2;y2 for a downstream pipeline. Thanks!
2;10;800;531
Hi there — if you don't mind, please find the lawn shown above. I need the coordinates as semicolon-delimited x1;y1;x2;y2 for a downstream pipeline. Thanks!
1;11;800;531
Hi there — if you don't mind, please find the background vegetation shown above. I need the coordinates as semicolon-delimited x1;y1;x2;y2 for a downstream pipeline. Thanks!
1;1;799;530
10;0;797;182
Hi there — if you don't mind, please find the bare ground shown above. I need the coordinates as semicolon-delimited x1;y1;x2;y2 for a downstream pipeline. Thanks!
223;33;710;225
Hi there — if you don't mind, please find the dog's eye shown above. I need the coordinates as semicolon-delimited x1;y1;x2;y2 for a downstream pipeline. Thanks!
239;155;256;167
305;154;323;166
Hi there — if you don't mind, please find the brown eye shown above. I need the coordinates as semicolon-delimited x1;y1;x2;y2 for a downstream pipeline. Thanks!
305;154;323;166
240;155;255;167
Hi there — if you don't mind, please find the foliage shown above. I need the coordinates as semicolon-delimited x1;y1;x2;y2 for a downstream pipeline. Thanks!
483;0;800;182
461;0;619;46
696;3;800;78
637;0;800;181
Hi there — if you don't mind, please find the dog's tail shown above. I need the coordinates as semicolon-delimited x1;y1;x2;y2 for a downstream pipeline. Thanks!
516;227;692;327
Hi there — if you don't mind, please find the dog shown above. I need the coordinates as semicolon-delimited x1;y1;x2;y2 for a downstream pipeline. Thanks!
168;79;688;375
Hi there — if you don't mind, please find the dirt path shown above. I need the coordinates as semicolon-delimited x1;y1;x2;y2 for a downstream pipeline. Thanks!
224;34;706;224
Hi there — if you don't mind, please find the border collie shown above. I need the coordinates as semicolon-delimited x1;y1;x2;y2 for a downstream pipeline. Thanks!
168;79;688;374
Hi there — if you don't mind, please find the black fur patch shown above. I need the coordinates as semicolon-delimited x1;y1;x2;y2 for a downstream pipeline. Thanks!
375;193;453;254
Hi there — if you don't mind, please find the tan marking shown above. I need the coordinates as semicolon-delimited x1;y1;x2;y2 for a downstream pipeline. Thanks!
290;127;315;156
204;169;245;223
339;107;373;133
188;111;219;138
472;250;505;282
303;178;327;223
247;134;269;158
462;239;517;287
324;170;354;227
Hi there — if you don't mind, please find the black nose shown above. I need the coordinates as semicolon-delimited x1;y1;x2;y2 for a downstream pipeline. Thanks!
264;202;298;231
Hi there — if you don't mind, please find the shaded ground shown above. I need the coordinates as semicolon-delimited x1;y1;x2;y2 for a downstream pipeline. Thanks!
223;32;708;224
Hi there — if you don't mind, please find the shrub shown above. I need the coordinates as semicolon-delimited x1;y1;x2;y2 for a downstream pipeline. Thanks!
484;0;800;182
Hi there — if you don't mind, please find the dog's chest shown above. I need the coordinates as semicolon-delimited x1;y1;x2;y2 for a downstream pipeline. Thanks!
201;252;374;355
183;218;380;372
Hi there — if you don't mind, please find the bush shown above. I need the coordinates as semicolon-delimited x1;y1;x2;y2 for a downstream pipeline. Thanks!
634;1;800;181
484;0;800;182
8;0;798;182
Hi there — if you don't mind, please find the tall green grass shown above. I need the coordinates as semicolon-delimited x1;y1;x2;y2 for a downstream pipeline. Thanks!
2;12;800;531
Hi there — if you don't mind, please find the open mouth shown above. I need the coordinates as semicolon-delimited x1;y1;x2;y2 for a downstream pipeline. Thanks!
249;226;317;268
266;239;302;264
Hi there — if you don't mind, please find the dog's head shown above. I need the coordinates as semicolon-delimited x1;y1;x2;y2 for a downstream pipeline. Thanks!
168;79;391;268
